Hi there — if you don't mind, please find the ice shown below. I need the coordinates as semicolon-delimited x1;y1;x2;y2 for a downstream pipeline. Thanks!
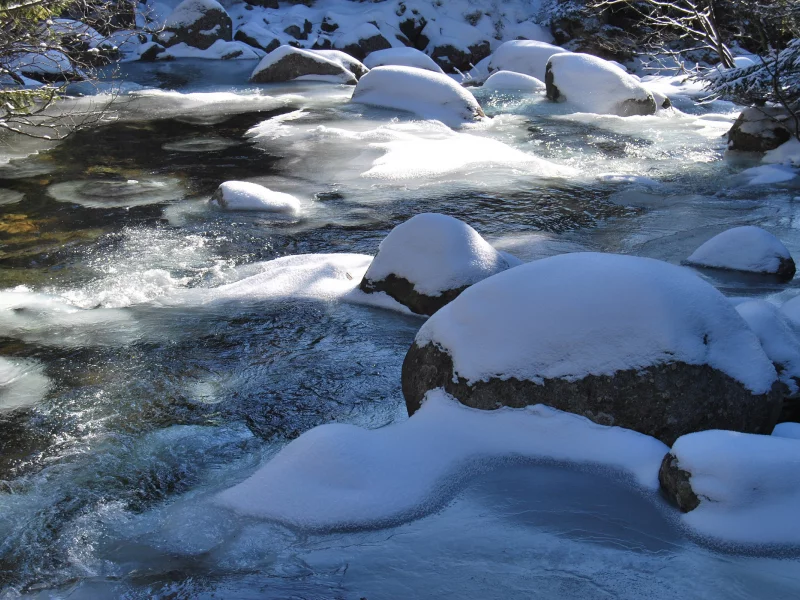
164;0;226;28
686;226;793;275
215;389;668;529
741;164;798;185
416;252;777;393
47;176;185;208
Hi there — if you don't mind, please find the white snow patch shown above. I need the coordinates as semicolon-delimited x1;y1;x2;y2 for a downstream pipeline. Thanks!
736;300;800;391
363;213;512;296
686;226;793;275
487;40;568;81
773;422;800;440
415;252;777;393
215;389;668;529
211;181;301;215
165;0;225;28
763;138;800;166
741;164;798;186
482;70;545;93
160;40;263;60
351;65;484;127
363;48;443;73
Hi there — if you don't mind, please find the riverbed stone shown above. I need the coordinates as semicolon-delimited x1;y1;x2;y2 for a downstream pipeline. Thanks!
658;452;700;511
728;106;796;152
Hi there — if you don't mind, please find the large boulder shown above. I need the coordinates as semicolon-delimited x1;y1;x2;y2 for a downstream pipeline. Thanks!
728;106;797;153
685;226;795;281
160;0;232;50
333;23;392;61
351;65;484;126
401;252;783;445
359;213;516;316
487;40;569;81
249;45;359;84
430;41;491;73
363;47;443;73
311;50;368;80
545;53;657;116
234;22;280;53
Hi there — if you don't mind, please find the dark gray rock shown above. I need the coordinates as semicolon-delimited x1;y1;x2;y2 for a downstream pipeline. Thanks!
658;452;700;512
249;47;358;84
234;30;280;53
321;16;339;33
161;0;232;51
338;32;392;61
430;41;491;73
401;342;784;446
242;0;278;7
284;24;307;40
138;42;165;62
728;106;795;152
359;274;467;316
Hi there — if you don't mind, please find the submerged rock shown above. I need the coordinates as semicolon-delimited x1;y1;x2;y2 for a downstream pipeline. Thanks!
728;106;796;152
545;53;656;116
359;213;514;316
249;45;359;84
160;0;232;51
401;253;782;445
685;226;795;281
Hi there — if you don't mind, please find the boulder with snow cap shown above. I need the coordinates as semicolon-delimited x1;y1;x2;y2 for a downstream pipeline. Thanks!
430;40;491;74
249;45;359;84
483;70;546;93
160;0;232;50
487;40;569;81
211;181;301;215
311;50;368;80
359;213;515;316
685;226;795;281
351;65;484;126
363;47;443;73
401;252;783;445
234;22;280;53
727;106;797;153
333;23;391;61
545;53;657;116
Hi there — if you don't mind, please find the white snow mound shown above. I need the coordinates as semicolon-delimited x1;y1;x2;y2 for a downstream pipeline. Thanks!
773;422;800;440
363;48;444;73
487;40;569;80
210;181;301;214
483;70;546;93
686;226;793;275
215;389;668;529
736;300;800;391
415;252;777;393
546;53;655;116
671;430;800;545
363;213;513;296
351;65;484;127
165;0;225;28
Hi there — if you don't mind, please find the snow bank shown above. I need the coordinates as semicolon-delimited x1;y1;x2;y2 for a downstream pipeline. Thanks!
685;226;794;277
670;430;800;545
363;48;444;73
736;300;800;391
210;181;301;215
215;389;668;529
0;357;51;411
415;252;777;393
546;53;656;116
362;213;511;297
487;40;568;80
763;138;800;165
773;422;800;440
351;65;484;127
482;70;546;93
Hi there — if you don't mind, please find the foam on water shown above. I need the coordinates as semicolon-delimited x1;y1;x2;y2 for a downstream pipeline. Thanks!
0;357;51;410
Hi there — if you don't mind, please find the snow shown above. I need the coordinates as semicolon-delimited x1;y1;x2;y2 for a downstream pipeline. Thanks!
362;213;513;296
741;164;798;186
670;430;800;545
686;226;793;275
487;40;569;81
363;48;444;73
165;0;226;28
482;70;546;93
50;19;105;49
250;45;356;84
351;65;484;127
735;300;800;391
546;53;655;116
333;22;388;48
773;422;800;440
415;252;777;394
7;50;77;77
0;357;51;411
210;181;301;214
160;40;263;60
763;138;800;166
215;389;668;529
311;50;367;77
781;295;800;329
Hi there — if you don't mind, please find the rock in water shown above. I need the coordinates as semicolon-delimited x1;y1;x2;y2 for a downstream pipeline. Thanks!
160;0;232;50
351;65;484;126
359;213;515;316
211;181;301;214
685;226;795;281
545;53;656;116
401;252;782;445
249;45;358;84
728;106;796;152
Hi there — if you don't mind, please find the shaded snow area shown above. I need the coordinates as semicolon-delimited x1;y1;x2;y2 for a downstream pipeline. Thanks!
216;389;669;529
686;226;793;275
416;253;776;393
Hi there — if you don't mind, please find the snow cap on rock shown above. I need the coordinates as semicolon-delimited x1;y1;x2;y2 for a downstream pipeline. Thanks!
211;181;301;214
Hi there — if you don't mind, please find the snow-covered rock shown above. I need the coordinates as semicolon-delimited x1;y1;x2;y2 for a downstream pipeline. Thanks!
736;300;800;394
249;45;358;84
161;0;232;51
7;50;81;80
482;70;546;93
426;18;491;73
487;40;569;81
658;430;800;544
359;213;515;316
402;252;782;445
311;49;368;80
363;47;444;73
210;181;301;215
545;53;657;116
685;226;795;281
233;21;280;53
333;23;392;61
351;65;485;127
159;40;263;61
728;106;797;153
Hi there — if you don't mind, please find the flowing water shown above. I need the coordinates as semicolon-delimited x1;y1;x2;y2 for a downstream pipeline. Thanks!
0;60;799;598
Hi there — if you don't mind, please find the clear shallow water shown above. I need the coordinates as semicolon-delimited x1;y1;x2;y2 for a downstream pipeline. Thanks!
1;59;799;597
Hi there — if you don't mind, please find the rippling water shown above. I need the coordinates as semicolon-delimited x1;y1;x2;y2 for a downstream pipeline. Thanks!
0;60;799;598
